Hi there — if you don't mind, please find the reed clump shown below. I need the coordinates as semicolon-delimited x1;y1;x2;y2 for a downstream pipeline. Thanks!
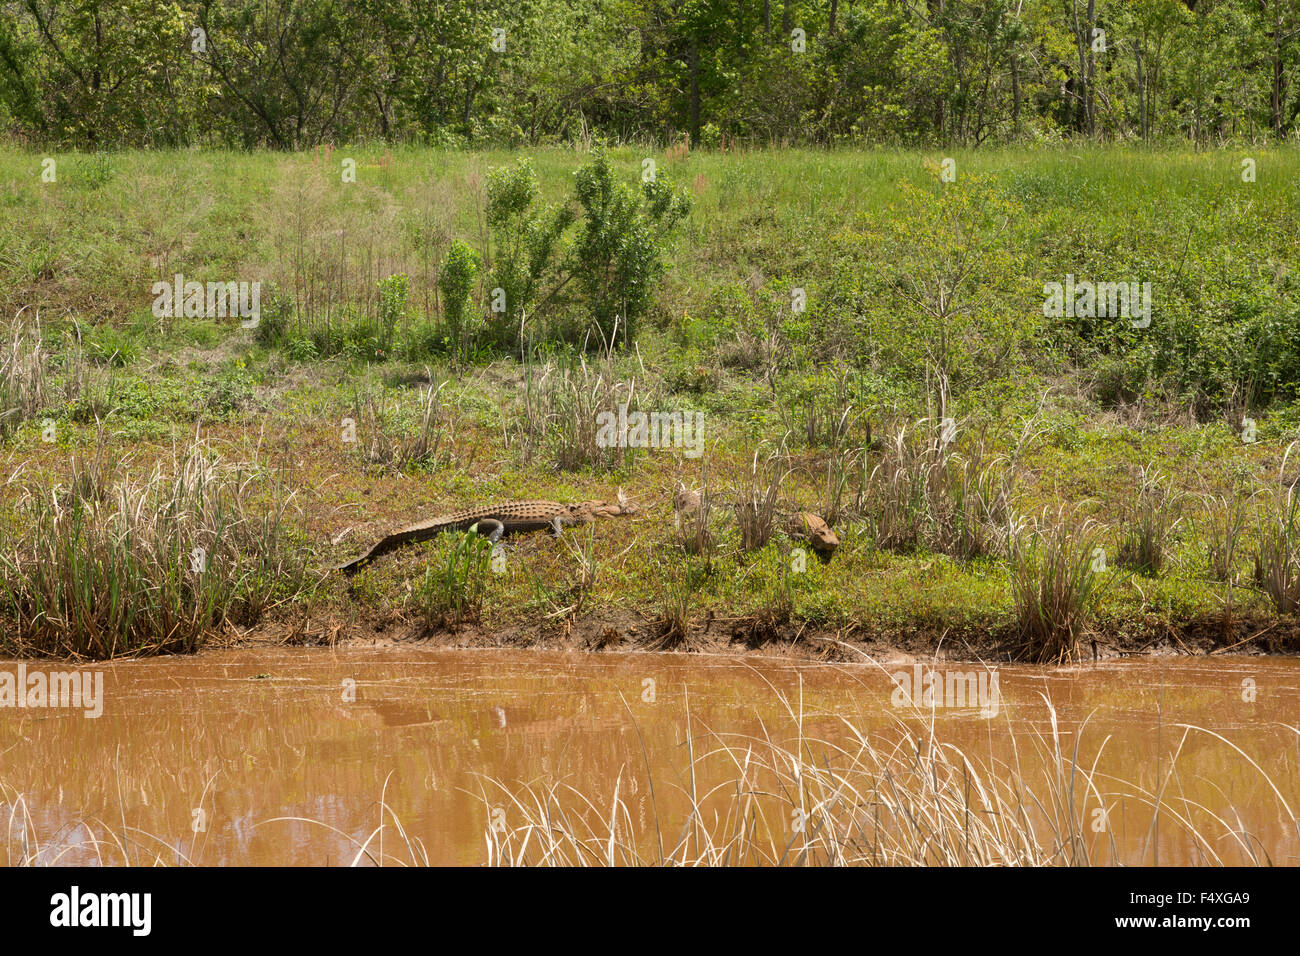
1254;443;1300;615
0;439;305;658
1010;512;1108;664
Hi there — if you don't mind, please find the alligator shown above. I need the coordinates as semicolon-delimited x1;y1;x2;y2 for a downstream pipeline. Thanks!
673;486;839;559
336;494;635;575
786;511;840;558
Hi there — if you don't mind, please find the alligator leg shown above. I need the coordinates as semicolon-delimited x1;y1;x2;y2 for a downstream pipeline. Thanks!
471;519;505;544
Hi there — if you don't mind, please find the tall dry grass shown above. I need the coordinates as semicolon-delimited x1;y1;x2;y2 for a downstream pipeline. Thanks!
473;691;1297;866
862;417;1019;560
352;379;454;473
1010;512;1110;664
736;447;788;551
500;358;553;463
0;317;45;441
551;347;642;473
1116;465;1181;575
0;313;103;442
1254;443;1300;614
0;438;306;658
1200;482;1253;583
673;482;717;563
5;692;1294;867
647;564;699;651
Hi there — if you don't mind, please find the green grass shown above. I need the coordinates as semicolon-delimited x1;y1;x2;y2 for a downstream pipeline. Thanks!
1;145;1299;659
0;438;306;658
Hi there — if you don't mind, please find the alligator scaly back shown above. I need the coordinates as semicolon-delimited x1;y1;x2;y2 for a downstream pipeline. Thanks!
335;495;635;575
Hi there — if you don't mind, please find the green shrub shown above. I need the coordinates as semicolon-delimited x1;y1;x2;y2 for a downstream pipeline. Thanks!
252;291;292;348
376;273;409;355
81;324;137;367
438;240;481;361
410;530;495;632
203;361;256;418
571;147;690;346
285;337;318;361
485;159;574;348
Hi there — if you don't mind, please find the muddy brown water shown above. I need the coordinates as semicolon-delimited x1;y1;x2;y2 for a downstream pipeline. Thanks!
1;648;1297;866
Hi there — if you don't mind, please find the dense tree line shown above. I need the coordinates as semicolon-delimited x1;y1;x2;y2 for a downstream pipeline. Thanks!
1;0;1297;148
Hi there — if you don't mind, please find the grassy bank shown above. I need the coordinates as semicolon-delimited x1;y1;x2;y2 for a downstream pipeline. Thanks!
2;145;1300;661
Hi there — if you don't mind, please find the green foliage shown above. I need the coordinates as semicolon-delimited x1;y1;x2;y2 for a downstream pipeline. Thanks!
438;240;481;360
485;159;574;347
410;530;495;631
202;361;257;418
3;145;1299;421
81;323;137;367
253;292;293;349
571;148;690;345
830;175;1030;397
482;150;687;350
376;273;409;354
2;0;1298;148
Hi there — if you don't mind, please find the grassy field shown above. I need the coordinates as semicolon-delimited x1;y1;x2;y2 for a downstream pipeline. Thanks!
2;144;1300;661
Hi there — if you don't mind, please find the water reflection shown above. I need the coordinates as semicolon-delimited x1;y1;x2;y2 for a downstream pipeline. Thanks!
1;649;1296;865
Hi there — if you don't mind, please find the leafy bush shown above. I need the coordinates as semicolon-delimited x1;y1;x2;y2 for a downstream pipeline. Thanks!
482;149;689;351
285;337;318;361
831;177;1030;399
376;273;409;355
571;147;690;346
485;159;574;348
253;291;293;348
203;361;257;418
438;240;481;361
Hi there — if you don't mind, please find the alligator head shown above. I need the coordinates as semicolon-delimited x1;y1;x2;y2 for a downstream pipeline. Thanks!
580;487;637;519
808;523;840;556
791;511;838;558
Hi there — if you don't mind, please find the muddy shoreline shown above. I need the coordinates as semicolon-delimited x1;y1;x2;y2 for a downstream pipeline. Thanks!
208;608;1300;664
8;609;1298;664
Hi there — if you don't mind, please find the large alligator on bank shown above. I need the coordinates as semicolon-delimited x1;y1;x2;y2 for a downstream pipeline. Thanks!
335;494;636;574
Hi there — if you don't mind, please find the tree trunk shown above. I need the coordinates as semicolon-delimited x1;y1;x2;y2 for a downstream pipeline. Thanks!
1011;52;1021;133
1085;0;1096;135
689;40;701;144
1136;39;1147;141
